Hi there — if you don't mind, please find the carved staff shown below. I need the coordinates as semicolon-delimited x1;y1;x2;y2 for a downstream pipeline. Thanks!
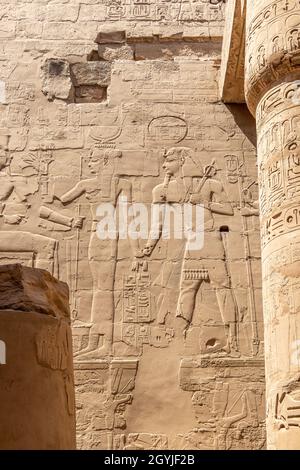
39;146;54;203
194;159;216;194
71;155;85;321
238;175;259;356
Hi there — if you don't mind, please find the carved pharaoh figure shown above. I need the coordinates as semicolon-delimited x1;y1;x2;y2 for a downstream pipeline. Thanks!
139;147;238;355
257;45;266;70
44;148;137;358
0;149;31;225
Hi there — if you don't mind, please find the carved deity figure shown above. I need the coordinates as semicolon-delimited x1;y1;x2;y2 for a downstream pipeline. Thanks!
288;29;300;51
272;36;280;54
48;149;137;358
257;45;266;70
275;376;300;430
0;149;31;225
139;147;238;354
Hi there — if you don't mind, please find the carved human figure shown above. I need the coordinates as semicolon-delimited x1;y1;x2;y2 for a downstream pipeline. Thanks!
257;45;266;70
177;162;237;354
140;147;237;354
272;36;280;54
0;149;30;225
248;55;253;76
137;147;195;325
240;185;259;217
287;139;300;177
100;393;131;431
275;383;300;431
216;394;249;450
50;149;136;358
288;29;300;51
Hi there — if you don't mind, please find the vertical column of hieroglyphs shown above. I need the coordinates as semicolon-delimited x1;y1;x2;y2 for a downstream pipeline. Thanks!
245;0;300;449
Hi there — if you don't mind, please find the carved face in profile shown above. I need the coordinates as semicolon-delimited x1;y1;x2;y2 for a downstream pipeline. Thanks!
162;148;186;176
162;153;181;176
88;148;122;174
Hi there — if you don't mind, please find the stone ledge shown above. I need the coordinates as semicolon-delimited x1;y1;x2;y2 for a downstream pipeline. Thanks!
0;264;70;319
220;0;246;104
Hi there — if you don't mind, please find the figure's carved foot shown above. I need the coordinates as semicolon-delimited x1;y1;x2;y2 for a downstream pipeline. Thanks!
75;345;112;361
201;349;228;358
175;314;190;339
228;347;240;358
199;339;240;358
222;339;240;358
157;309;169;325
74;333;112;360
72;319;92;329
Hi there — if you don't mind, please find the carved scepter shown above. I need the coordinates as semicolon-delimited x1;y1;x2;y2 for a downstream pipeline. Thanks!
194;159;216;195
238;176;260;356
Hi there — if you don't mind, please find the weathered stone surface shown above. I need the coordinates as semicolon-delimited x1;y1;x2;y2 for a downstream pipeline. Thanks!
71;62;111;87
0;264;70;319
98;44;135;61
245;0;300;116
41;58;73;101
220;0;246;103
95;30;127;45
242;0;300;451
0;265;75;450
0;0;266;451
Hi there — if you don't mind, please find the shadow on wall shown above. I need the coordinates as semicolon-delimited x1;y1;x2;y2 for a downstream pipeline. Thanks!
226;103;257;148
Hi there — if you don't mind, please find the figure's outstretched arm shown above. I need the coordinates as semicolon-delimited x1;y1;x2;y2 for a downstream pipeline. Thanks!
60;180;88;205
117;178;141;256
209;180;234;216
39;205;84;229
117;178;132;203
44;180;89;228
142;185;165;257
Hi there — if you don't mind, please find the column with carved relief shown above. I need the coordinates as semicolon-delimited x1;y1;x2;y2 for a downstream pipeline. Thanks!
245;0;300;450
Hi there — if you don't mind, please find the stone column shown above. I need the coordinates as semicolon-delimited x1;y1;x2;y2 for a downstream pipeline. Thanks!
245;0;300;450
0;264;76;450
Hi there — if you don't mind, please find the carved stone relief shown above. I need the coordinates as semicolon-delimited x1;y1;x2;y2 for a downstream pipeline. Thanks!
244;0;300;450
1;0;265;450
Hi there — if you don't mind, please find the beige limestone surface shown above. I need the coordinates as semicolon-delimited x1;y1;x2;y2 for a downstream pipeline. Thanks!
0;0;265;450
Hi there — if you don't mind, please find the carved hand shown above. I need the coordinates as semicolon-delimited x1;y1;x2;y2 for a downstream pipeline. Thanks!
131;250;144;272
4;214;24;225
131;261;139;272
143;246;153;257
189;194;210;208
73;217;85;229
240;206;259;217
134;249;144;259
189;193;201;205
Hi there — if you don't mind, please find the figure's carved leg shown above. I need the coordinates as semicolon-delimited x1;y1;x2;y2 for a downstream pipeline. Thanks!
176;278;202;334
76;290;114;359
215;287;238;355
156;261;181;325
76;252;116;359
208;258;238;356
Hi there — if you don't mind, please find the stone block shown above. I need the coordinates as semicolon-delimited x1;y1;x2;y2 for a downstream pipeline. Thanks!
0;264;70;319
71;61;111;87
95;30;126;44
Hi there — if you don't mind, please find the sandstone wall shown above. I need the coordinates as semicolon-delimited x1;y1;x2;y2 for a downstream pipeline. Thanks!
0;0;265;450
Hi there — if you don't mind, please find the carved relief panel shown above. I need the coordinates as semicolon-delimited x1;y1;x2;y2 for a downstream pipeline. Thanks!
1;0;264;450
